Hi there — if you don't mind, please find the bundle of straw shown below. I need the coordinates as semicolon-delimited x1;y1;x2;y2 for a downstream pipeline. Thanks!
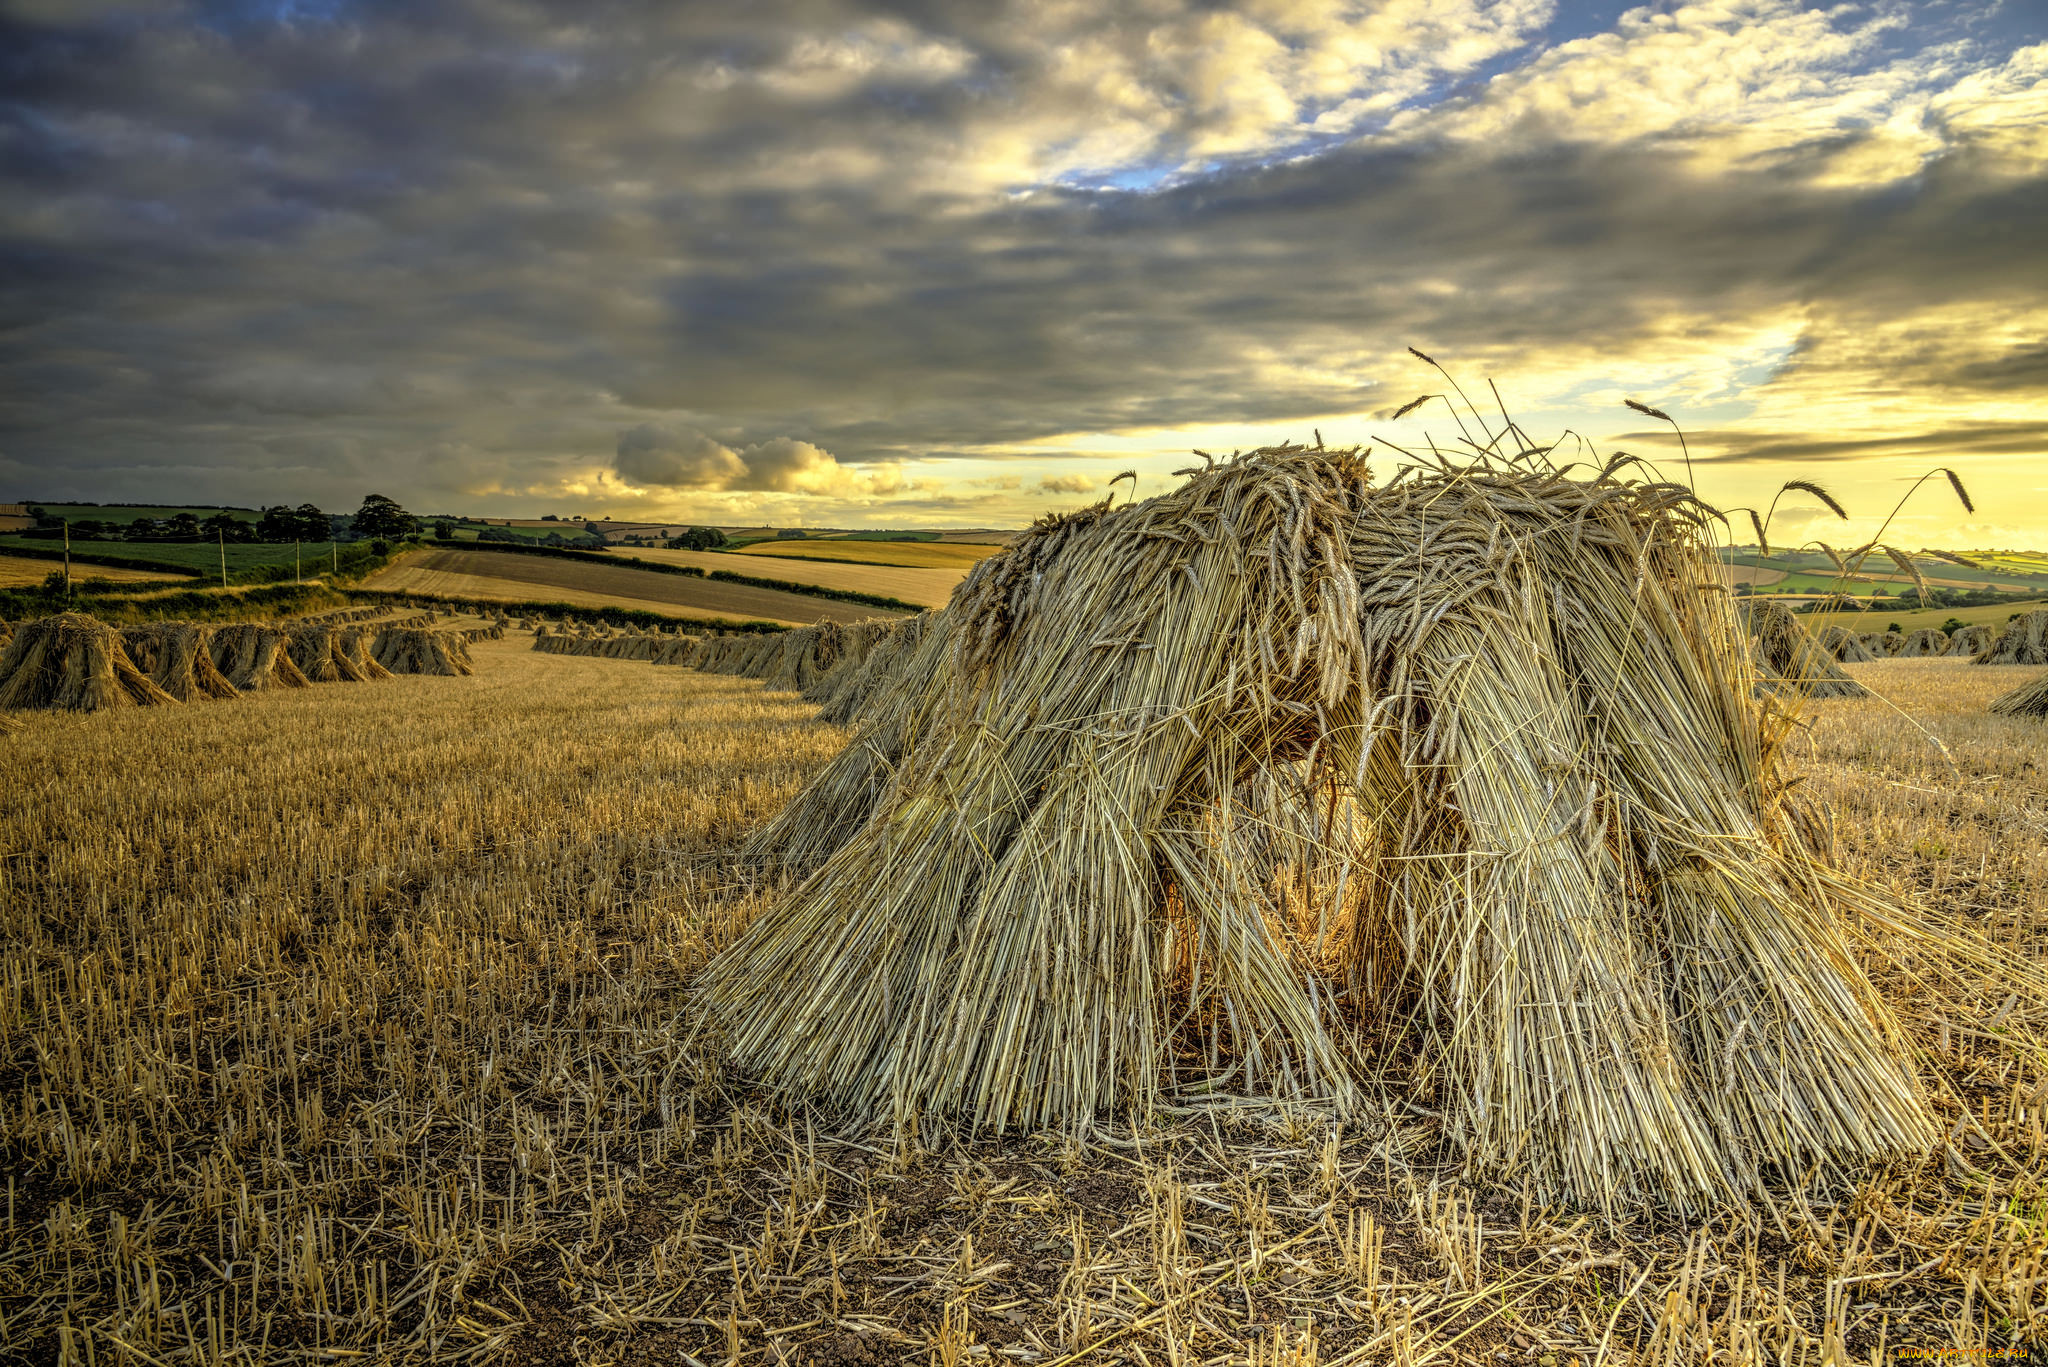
792;618;893;702
336;626;394;681
1876;631;1906;656
1817;625;1876;662
1746;601;1865;698
758;621;848;693
597;635;657;660
1978;610;2048;665
1894;628;1949;658
287;625;372;683
209;624;310;691
121;623;240;701
813;613;937;724
1988;670;2048;718
1945;624;1992;658
371;628;475;676
692;633;784;676
706;446;1932;1211
0;613;178;712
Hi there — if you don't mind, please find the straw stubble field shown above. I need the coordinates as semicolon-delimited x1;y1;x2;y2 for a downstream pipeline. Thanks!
0;641;2043;1364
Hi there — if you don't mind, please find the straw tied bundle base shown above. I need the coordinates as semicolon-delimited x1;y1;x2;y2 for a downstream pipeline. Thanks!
699;446;1934;1211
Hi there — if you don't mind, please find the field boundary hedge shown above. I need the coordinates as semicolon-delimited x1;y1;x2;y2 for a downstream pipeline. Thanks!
0;581;353;624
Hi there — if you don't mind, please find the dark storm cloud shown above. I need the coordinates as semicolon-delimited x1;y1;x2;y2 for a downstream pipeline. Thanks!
0;0;2044;519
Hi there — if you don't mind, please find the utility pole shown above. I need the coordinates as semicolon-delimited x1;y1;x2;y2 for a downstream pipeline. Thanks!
218;526;227;589
331;541;338;575
62;519;72;598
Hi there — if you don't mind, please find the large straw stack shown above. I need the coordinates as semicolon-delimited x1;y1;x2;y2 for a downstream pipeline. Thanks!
753;621;851;693
812;614;936;722
287;624;373;683
1946;624;1992;657
703;446;1934;1213
372;628;474;676
1895;628;1949;657
336;626;395;680
1979;610;2048;665
1988;670;2048;718
1747;600;1865;698
1818;625;1877;662
0;613;177;712
121;623;239;701
688;633;786;676
209;624;310;691
598;635;657;660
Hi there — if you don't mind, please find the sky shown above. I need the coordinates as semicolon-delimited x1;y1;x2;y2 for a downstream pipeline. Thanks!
2;0;2044;546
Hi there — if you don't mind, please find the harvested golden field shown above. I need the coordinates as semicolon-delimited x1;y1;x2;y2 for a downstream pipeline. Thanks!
361;547;903;627
1721;562;1786;588
732;539;1006;570
0;554;169;586
610;545;969;610
1;634;2044;1364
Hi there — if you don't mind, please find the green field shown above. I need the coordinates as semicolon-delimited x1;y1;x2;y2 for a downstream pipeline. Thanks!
0;535;365;581
1726;547;2048;593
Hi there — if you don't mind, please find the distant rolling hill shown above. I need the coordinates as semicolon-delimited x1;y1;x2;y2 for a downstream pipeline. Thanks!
729;539;1003;570
360;548;911;627
607;544;979;609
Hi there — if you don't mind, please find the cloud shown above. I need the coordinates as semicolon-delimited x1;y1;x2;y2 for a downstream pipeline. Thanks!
0;2;2044;534
613;427;856;494
614;426;749;488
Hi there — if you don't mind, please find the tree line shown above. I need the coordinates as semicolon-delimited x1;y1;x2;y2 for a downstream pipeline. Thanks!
30;494;419;544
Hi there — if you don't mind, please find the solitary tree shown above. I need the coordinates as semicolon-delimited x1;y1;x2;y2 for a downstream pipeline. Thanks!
351;494;419;541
